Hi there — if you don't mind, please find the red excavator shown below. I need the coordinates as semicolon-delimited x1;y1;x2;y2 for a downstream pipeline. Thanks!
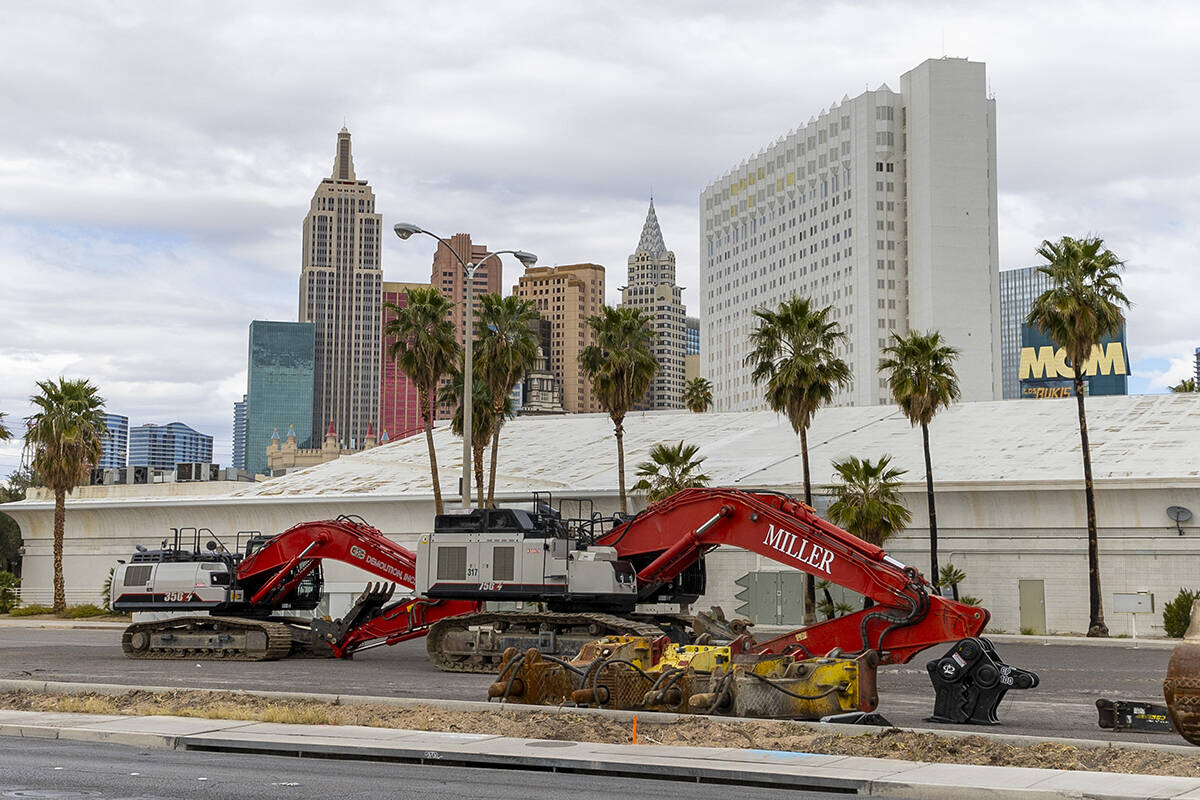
112;488;987;675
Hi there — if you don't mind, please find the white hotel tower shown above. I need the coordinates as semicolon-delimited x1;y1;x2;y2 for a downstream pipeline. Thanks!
699;58;1001;410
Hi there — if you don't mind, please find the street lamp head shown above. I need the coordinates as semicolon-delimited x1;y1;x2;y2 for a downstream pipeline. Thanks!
393;222;423;240
514;250;538;268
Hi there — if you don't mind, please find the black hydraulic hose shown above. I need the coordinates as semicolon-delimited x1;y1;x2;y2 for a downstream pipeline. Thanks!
741;670;845;701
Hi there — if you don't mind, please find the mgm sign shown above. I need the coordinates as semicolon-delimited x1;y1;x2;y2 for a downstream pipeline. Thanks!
1018;325;1129;399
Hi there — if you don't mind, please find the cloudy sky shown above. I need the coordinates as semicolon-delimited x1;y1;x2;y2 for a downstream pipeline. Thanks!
1;1;1197;475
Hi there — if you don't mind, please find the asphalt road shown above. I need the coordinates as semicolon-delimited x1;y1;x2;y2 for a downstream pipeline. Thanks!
0;737;868;800
0;625;1181;746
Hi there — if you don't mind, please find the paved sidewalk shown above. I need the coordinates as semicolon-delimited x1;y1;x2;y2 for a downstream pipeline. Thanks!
2;709;1200;800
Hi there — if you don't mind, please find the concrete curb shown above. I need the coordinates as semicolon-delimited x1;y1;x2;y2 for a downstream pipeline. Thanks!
0;619;128;629
1;708;1198;800
1;678;1195;756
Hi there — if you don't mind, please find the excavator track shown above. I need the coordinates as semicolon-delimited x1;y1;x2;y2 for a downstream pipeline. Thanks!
121;616;294;661
426;611;665;673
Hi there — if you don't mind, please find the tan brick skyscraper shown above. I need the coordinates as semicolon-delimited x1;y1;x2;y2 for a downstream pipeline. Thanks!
299;128;382;446
513;264;605;413
430;233;502;350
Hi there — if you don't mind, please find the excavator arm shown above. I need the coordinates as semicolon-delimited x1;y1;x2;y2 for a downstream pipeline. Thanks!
234;516;481;656
596;488;988;664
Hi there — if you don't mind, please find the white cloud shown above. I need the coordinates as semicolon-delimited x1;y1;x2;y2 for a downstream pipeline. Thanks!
1;0;1198;466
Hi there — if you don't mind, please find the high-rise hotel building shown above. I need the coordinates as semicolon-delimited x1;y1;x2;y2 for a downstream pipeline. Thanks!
619;200;686;409
299;128;383;444
699;58;1000;410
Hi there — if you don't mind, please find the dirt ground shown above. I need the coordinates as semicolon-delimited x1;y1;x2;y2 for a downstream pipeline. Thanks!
3;689;1199;777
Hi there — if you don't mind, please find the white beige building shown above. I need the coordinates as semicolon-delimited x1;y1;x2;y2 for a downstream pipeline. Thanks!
700;57;1000;411
299;128;383;445
619;200;686;409
6;394;1200;635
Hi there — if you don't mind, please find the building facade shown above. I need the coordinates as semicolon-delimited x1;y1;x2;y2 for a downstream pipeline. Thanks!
999;266;1054;399
699;57;1000;411
246;320;315;477
299;127;382;446
265;420;375;476
430;233;503;351
619;200;686;409
685;316;701;382
513;264;605;414
98;413;128;469
380;281;429;442
128;422;213;470
231;396;247;471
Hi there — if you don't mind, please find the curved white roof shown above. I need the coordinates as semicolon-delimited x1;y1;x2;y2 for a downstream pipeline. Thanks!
225;393;1200;500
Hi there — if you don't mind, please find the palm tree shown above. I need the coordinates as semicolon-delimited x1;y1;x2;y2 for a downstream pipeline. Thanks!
632;441;712;503
22;378;107;612
878;330;961;583
384;287;460;515
476;294;541;506
745;297;851;624
1027;235;1129;638
1172;378;1197;393
683;377;713;413
439;368;504;507
580;306;658;514
0;412;11;441
825;455;911;548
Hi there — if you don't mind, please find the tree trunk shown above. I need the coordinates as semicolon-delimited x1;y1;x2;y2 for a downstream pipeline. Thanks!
474;440;486;509
800;426;817;626
615;415;627;515
922;422;940;584
1075;373;1108;637
53;488;65;613
421;392;443;516
487;419;501;508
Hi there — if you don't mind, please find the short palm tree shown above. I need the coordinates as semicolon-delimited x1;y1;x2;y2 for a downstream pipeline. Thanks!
878;330;961;583
23;378;107;612
580;306;658;514
1027;235;1129;638
1172;378;1197;393
384;287;461;515
476;294;541;506
746;297;851;624
683;377;713;413
439;368;505;507
632;441;712;503
825;455;911;548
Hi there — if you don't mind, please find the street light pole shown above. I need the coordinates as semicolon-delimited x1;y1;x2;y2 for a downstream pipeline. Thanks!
393;223;536;508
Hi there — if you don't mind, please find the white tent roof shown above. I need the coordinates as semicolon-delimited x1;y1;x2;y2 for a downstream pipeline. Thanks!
226;393;1200;500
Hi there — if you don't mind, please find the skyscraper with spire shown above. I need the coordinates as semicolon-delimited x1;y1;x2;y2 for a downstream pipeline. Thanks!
619;199;686;409
299;128;383;446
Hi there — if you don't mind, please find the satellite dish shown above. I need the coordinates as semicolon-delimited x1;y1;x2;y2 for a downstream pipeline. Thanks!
1168;506;1193;535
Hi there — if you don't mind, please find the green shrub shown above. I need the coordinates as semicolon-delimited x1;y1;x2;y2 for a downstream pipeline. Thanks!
959;595;982;607
0;571;18;614
64;603;108;619
9;603;53;616
1163;589;1200;638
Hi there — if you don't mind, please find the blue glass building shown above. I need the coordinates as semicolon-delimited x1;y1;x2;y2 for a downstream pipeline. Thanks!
246;321;315;477
129;422;213;469
98;413;128;469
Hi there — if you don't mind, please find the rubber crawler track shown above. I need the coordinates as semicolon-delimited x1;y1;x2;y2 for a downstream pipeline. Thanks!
121;616;294;661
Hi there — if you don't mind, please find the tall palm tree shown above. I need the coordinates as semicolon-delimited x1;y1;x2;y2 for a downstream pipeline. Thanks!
825;455;911;548
683;377;713;413
580;306;658;514
632;441;712;503
22;378;107;612
384;287;460;515
0;412;11;441
439;368;504;507
1027;235;1129;638
1172;378;1197;393
745;297;851;624
476;294;541;506
878;330;961;584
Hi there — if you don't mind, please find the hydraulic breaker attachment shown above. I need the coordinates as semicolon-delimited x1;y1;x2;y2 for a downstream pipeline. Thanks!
489;635;880;720
1164;600;1200;745
692;606;754;644
1096;699;1174;733
926;637;1038;725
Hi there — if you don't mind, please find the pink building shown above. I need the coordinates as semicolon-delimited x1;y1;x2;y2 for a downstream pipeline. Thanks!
379;281;430;443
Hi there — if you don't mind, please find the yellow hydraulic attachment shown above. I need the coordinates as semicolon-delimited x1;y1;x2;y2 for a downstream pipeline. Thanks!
488;635;880;719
